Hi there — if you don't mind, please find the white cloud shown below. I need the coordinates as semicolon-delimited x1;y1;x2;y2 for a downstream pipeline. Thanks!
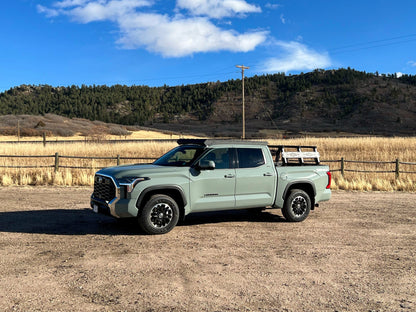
117;14;268;57
176;0;261;19
64;0;153;23
261;41;331;73
396;72;403;78
37;5;60;17
265;3;280;10
38;0;267;57
38;0;153;22
279;13;285;24
53;0;90;8
408;61;416;67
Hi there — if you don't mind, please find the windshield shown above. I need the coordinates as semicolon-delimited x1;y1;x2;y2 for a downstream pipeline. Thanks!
153;145;205;167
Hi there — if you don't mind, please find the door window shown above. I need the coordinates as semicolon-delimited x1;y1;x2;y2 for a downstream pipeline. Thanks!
237;148;265;168
200;148;230;169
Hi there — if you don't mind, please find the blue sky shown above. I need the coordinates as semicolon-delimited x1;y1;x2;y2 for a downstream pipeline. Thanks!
1;0;416;92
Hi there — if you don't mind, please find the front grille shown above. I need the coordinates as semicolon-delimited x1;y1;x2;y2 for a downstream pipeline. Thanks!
93;175;116;202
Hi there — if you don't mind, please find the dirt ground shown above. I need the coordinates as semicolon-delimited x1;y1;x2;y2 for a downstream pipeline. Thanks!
0;187;415;312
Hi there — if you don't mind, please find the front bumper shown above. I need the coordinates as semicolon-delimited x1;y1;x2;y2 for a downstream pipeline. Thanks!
92;173;141;218
90;194;138;218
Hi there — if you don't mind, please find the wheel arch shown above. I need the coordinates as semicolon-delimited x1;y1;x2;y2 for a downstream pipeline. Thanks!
136;185;187;221
283;181;316;209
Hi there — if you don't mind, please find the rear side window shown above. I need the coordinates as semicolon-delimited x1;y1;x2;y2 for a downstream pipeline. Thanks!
237;148;265;168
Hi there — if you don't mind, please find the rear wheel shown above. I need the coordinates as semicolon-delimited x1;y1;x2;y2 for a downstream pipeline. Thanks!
282;189;311;222
138;194;179;234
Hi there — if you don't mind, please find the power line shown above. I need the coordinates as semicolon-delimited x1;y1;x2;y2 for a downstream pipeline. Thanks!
97;66;238;86
329;33;416;52
329;34;416;55
0;69;238;91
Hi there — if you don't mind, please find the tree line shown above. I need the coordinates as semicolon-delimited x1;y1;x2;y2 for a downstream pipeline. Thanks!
0;68;414;125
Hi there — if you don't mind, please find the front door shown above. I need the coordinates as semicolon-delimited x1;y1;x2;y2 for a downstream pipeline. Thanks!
189;148;236;212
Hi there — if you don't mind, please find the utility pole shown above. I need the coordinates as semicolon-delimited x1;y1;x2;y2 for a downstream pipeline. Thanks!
236;65;249;139
17;120;20;142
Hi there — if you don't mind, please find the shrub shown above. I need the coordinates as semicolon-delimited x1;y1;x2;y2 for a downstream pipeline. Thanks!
55;128;75;137
108;126;131;136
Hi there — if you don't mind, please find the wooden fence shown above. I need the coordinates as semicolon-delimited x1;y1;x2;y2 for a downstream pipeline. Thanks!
0;154;155;171
321;158;416;179
0;154;415;179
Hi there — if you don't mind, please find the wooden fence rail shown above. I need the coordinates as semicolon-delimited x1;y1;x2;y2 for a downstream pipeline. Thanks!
0;154;415;178
320;158;416;179
0;154;156;171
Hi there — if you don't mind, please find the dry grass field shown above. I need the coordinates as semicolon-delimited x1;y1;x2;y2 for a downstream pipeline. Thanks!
0;129;191;141
273;137;416;192
0;135;415;191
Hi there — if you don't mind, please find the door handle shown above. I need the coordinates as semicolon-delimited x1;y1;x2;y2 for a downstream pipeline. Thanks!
224;174;235;178
263;172;273;176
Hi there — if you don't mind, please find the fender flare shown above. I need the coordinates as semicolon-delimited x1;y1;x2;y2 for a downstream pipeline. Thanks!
136;185;187;210
282;180;316;201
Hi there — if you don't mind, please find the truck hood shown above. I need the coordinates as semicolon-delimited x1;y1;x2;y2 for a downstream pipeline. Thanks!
96;164;188;180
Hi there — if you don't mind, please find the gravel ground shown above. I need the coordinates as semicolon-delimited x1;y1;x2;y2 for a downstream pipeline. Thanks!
0;187;415;312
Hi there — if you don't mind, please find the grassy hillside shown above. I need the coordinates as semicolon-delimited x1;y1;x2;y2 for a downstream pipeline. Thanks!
1;68;416;137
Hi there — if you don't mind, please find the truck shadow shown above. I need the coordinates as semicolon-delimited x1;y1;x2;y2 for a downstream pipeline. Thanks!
181;209;284;226
0;208;284;235
0;209;136;235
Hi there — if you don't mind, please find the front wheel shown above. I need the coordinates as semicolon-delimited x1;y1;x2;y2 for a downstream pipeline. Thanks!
138;194;179;235
282;189;311;222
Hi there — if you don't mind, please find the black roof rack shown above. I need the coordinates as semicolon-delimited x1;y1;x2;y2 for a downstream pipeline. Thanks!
177;139;268;147
177;139;207;146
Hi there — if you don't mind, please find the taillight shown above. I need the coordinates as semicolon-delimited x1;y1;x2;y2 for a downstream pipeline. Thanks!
326;171;331;189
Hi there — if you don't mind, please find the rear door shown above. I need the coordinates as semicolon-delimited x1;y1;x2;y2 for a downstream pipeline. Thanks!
234;147;277;208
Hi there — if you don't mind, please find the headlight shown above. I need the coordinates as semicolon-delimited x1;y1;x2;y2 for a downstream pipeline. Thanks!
118;177;149;193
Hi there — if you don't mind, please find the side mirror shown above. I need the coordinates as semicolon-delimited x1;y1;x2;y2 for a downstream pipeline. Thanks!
198;160;215;170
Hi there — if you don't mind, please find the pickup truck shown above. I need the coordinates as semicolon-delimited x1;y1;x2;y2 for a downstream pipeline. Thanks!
91;139;331;234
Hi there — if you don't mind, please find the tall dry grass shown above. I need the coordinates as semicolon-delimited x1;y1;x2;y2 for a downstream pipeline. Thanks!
268;137;416;192
0;141;175;187
0;137;415;191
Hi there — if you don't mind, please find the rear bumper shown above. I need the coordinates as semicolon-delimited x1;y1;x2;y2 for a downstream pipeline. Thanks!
316;188;331;203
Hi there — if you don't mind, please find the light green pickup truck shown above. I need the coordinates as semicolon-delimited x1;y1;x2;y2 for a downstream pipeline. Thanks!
91;139;331;234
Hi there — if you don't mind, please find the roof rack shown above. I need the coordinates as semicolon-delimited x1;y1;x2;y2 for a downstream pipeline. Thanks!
268;145;320;165
177;139;207;146
177;139;268;147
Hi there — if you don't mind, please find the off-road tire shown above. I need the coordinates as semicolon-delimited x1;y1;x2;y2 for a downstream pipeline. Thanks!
138;194;179;235
282;189;311;222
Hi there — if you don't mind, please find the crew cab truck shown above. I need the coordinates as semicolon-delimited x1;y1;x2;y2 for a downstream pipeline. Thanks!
91;139;331;235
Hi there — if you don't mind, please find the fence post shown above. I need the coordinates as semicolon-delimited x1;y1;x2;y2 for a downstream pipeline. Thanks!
55;152;59;172
117;154;120;166
395;158;400;179
340;157;345;177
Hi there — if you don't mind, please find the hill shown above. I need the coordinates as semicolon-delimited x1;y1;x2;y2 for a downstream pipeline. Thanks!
0;114;191;140
1;68;416;137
